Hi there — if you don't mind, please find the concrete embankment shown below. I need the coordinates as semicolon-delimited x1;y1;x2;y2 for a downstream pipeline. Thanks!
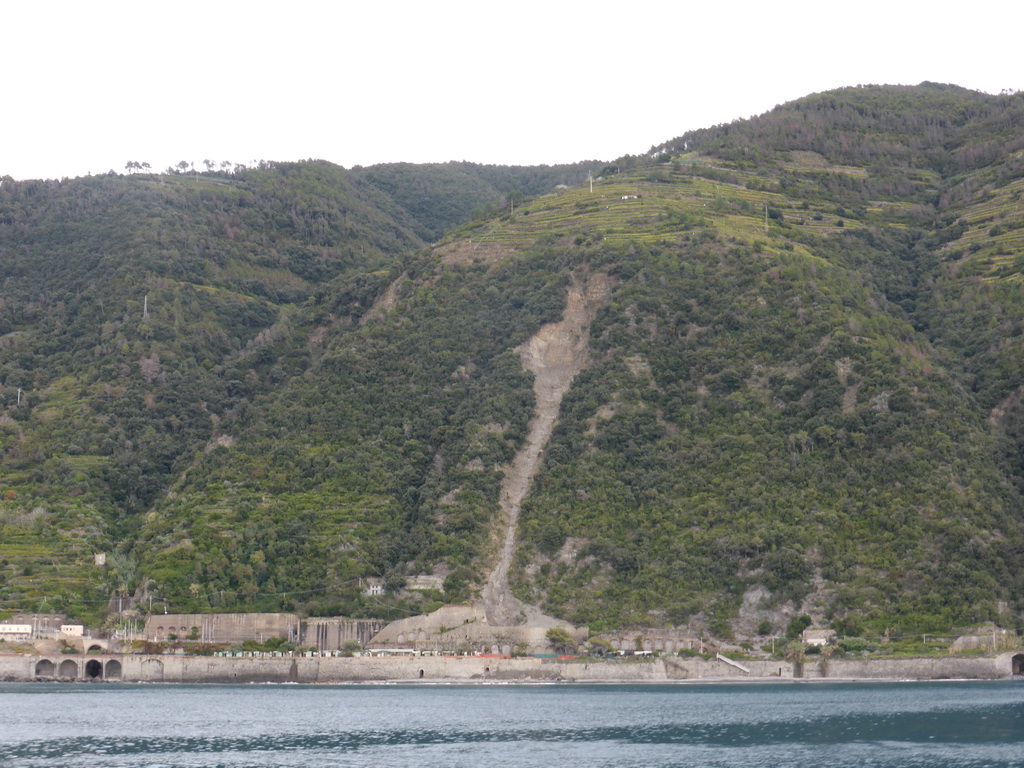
1;652;1019;684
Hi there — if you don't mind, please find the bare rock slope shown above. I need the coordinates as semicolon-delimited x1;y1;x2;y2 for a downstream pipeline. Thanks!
481;270;613;627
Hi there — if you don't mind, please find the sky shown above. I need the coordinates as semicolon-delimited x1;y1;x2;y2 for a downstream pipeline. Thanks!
4;1;1022;181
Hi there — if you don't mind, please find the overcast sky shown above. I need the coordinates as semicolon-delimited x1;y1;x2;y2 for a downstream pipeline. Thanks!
4;1;1021;181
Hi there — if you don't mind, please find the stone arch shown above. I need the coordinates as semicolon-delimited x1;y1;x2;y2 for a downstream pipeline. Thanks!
59;659;78;678
397;633;406;643
105;660;122;679
87;644;103;653
35;659;55;677
417;630;427;642
419;669;424;679
1013;653;1024;676
142;658;164;681
85;659;103;679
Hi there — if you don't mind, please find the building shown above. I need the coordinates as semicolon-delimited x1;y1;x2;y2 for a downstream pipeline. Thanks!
11;614;66;637
0;624;33;642
802;628;837;646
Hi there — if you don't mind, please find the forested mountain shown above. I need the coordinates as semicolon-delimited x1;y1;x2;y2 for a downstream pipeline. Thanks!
2;83;1023;638
352;161;597;241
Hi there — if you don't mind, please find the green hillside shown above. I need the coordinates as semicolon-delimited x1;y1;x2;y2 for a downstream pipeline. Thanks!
0;161;424;622
352;160;598;241
2;84;1023;638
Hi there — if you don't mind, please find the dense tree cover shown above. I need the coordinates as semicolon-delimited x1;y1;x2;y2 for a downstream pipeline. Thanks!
0;163;423;622
134;247;571;617
353;161;597;241
655;83;1024;181
2;84;1024;638
515;235;1020;634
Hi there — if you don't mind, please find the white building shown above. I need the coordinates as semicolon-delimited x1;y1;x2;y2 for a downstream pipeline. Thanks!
0;624;33;642
802;628;837;646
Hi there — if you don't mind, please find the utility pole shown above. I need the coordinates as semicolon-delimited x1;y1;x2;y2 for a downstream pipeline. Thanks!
17;388;22;406
589;172;593;193
143;294;149;320
765;203;769;233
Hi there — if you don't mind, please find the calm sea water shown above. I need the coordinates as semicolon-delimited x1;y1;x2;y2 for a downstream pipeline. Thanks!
0;681;1021;768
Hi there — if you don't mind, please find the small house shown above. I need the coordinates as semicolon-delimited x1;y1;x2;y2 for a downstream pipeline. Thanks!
802;628;837;646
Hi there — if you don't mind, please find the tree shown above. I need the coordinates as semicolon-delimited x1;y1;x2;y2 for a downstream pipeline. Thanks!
546;626;577;654
786;614;813;638
507;189;524;213
588;638;615;657
340;640;362;656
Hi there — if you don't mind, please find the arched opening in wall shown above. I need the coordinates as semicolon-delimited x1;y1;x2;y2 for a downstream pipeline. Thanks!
419;669;424;679
59;659;78;678
1012;653;1024;676
85;660;103;679
87;645;103;653
105;660;122;679
35;659;55;678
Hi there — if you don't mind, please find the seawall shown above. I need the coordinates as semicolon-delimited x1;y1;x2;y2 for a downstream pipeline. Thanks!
1;652;1018;684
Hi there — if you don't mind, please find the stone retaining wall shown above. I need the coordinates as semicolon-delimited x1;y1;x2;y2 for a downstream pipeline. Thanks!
1;652;1017;684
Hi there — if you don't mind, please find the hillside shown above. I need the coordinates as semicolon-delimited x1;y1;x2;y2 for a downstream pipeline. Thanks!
2;83;1023;639
0;161;426;620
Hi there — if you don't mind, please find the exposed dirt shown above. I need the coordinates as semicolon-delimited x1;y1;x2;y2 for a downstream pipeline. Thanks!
990;384;1024;427
835;357;861;415
360;272;407;325
480;270;613;627
437;239;515;266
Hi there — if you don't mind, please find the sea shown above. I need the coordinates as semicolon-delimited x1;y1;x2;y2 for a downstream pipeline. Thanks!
0;680;1022;767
